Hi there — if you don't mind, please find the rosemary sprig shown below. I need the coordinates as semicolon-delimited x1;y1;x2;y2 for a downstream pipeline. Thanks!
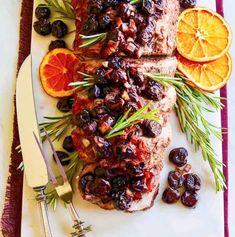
69;72;95;90
130;0;141;4
146;72;225;191
105;102;159;139
39;113;73;142
46;151;84;209
43;0;76;19
79;33;107;48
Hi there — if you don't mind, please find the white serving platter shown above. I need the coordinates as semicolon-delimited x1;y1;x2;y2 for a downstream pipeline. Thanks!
21;0;225;236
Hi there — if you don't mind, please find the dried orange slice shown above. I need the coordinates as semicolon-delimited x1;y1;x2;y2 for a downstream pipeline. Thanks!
39;48;78;97
177;7;232;62
177;52;232;92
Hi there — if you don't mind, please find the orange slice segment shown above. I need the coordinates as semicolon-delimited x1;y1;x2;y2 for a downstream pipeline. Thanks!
177;7;232;62
39;48;78;98
177;52;232;92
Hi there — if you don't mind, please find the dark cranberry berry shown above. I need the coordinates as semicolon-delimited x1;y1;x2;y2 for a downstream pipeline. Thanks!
130;68;144;86
169;147;188;167
89;84;101;99
91;178;111;196
105;92;125;111
49;40;67;51
57;97;73;112
87;0;103;14
118;3;136;20
82;15;99;35
110;69;127;84
94;136;112;158
94;166;107;177
83;120;98;134
127;87;139;102
95;67;107;80
110;190;125;200
111;175;127;191
134;13;144;25
142;120;162;138
99;14;112;30
142;0;155;15
116;193;132;210
131;177;145;192
162;187;180;204
168;171;184;189
75;109;91;127
101;86;114;97
53;151;69;166
181;191;199;208
62;136;75;153
92;106;109;119
51;20;68;38
180;0;197;8
104;0;120;8
124;102;138;115
35;4;51;20
33;19;51;36
108;56;126;70
184;173;201;191
144;80;165;101
127;162;145;176
79;173;95;192
116;143;135;160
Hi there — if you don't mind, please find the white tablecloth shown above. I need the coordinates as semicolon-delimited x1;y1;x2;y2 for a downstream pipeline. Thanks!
0;0;234;236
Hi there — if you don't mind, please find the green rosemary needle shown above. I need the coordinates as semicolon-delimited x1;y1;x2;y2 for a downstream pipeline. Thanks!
43;0;76;19
146;72;225;191
105;102;159;139
39;113;73;142
69;72;95;90
130;0;141;4
79;33;107;48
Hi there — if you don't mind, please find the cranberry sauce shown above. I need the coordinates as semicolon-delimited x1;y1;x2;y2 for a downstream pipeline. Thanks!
81;0;164;58
79;164;153;210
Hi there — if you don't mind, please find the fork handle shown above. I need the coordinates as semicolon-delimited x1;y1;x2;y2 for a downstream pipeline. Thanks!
68;202;86;237
35;187;53;237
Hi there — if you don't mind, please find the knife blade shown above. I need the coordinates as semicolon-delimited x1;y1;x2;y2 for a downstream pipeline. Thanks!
16;55;48;188
16;55;53;237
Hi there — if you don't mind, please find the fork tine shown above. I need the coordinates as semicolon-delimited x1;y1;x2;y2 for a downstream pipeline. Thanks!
33;132;58;187
43;129;68;183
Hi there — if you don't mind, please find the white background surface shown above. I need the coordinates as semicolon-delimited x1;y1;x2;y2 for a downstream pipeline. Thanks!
0;0;234;236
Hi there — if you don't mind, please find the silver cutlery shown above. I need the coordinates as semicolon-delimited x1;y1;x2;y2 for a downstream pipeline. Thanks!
16;55;53;237
33;129;91;237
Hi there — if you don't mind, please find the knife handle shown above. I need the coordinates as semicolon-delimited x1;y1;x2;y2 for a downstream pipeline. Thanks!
35;187;53;237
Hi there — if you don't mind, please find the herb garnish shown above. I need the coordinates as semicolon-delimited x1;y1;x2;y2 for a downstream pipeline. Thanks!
146;72;225;191
69;72;95;90
79;33;108;48
130;0;141;4
105;102;159;139
39;113;73;142
42;0;76;19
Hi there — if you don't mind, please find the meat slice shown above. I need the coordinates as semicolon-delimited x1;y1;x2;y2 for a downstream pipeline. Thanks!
72;56;177;211
77;124;172;212
71;0;180;58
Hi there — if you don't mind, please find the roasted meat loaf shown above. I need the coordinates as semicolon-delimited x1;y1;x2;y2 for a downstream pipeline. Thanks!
71;0;180;58
71;56;177;211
